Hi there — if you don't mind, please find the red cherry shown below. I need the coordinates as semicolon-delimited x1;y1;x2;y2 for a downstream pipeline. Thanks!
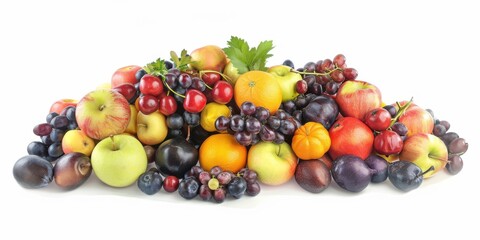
138;94;160;114
158;95;177;116
212;81;233;104
163;175;180;192
364;108;392;131
139;74;163;96
183;89;207;113
202;72;221;86
373;130;404;155
112;83;136;102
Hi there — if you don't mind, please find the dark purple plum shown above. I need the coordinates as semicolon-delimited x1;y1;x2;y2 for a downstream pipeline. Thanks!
13;155;53;189
302;95;338;129
365;155;388;183
388;161;433;192
331;155;372;192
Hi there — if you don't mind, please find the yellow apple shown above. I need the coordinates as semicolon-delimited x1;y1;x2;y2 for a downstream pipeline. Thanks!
137;111;168;145
62;129;95;156
267;65;303;102
125;105;138;135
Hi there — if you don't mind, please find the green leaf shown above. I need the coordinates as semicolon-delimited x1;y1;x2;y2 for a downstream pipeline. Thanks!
223;36;274;74
144;58;167;77
170;49;191;71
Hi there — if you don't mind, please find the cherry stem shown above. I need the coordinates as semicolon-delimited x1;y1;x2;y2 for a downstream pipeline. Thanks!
388;97;414;128
291;66;342;76
159;73;185;98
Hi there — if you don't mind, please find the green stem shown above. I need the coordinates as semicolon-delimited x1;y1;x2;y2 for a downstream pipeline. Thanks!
160;73;185;98
388;97;414;128
199;70;232;88
291;66;342;76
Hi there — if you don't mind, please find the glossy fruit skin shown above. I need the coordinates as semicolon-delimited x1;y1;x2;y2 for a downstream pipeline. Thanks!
139;74;163;96
158;95;177;116
373;130;404;155
365;155;388;183
328;117;374;160
331;155;372;192
183;89;207;113
163;175;180;192
302;95;339;129
212;81;233;104
388;160;424;192
234;71;282;114
364;108;391;131
13;155;53;189
155;137;199;178
202;72;221;86
111;65;142;88
292;122;331;160
295;160;331;193
113;83;137;102
138;94;159;115
137;168;163;195
54;152;92;190
227;177;247;199
178;177;200;200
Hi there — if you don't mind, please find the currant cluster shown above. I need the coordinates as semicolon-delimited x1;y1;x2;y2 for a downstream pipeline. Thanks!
215;101;301;146
178;166;260;203
28;106;78;162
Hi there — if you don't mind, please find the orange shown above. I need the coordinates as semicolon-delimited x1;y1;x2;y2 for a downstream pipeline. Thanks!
234;71;282;114
199;133;247;173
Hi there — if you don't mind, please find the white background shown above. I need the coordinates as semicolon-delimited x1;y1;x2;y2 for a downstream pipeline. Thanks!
1;0;478;239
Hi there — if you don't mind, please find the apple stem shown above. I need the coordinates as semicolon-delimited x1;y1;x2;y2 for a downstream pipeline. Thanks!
388;97;413;128
290;66;342;77
110;135;118;151
98;104;106;111
428;154;449;163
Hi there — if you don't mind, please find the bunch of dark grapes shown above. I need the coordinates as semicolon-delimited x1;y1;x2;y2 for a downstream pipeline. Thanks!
429;110;469;175
284;54;358;96
29;106;78;162
178;166;261;203
215;101;301;146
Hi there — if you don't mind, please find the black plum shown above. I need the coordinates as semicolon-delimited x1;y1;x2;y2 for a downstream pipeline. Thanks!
388;161;433;192
302;95;339;129
13;155;53;189
365;155;389;183
331;155;372;192
155;137;198;178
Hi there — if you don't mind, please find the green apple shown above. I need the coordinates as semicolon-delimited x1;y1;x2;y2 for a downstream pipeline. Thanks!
136;111;168;145
247;141;298;185
62;129;95;156
267;65;302;102
399;133;448;178
76;89;131;140
91;134;147;187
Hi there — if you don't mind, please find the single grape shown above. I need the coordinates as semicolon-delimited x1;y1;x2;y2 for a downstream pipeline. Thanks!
50;116;69;129
166;113;184;130
275;109;288;120
448;138;468;155
333;54;346;67
433;124;446;137
234;131;253;146
215;116;230;131
208;178;220;190
178;177;200;200
325;81;339;95
27;141;48;157
183;112;200;127
178;73;192;89
343;68;358;80
245;117;261;134
320;59;334;72
303;75;316;88
230;115;245;132
282;100;296;114
255;107;270;122
213;188;226;203
68;121;78;130
64;107;76;122
304;62;316;72
439;120;450;131
330;70;345;83
267;116;281;130
446;155;463;175
391;122;408;136
246;182;261;196
189;166;203;179
383;105;397;118
310;83;323;95
48;142;63;158
168;68;181;77
296;80;308;94
164;61;174;70
282;59;294;69
242;170;258;184
227;177;247;199
314;60;323;73
173;86;186;103
209;166;222;177
279;119;296;135
199;184;213;201
295;95;308;109
217;171;233;185
441;132;459;146
273;132;285;144
259;125;275;142
198;171;211;185
164;73;178;89
135;68;147;82
191;77;206;91
241;101;256;116
33;123;52;136
49;128;65;143
46;112;59;123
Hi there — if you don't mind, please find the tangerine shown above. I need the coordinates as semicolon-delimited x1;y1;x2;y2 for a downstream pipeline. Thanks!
199;133;247;173
234;71;282;114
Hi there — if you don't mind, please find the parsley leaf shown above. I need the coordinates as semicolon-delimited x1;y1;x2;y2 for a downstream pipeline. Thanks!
170;49;191;71
144;58;167;77
223;36;274;74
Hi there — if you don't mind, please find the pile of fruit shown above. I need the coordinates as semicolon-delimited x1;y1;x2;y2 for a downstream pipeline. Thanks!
12;36;469;202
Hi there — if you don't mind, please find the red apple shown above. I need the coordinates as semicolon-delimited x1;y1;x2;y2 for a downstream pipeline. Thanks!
75;89;131;140
399;133;448;178
111;65;142;88
328;117;374;160
397;104;434;137
49;99;77;114
335;80;382;120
